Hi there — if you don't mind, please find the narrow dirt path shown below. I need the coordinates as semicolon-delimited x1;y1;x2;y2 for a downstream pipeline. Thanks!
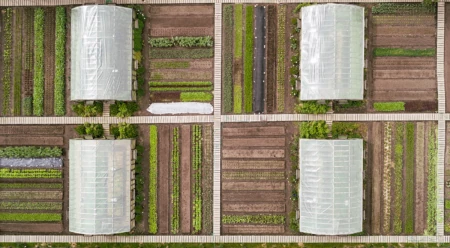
371;122;382;234
157;125;170;234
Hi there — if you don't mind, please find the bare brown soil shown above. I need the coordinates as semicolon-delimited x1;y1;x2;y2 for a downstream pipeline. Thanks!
0;125;64;135
374;26;436;35
150;59;213;70
373;79;436;90
43;8;55;116
151;17;213;28
446;3;450;112
222;149;285;159
373;70;435;79
0;136;63;146
223;137;285;147
222;160;285;170
222;181;285;191
372;91;436;101
373;57;435;70
150;92;181;103
150;27;214;37
0;223;63;233
223;126;285;136
180;125;191;234
373;36;435;48
265;5;276;113
370;122;383;234
415;122;425;233
222;203;285;213
158;125;170;234
222;192;285;202
222;224;284;234
405;101;438;112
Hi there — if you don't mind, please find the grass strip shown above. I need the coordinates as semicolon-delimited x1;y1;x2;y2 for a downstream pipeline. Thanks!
149;125;158;234
233;85;242;113
180;92;213;102
374;102;405;112
149;81;212;87
0;183;62;189
222;214;285;224
13;9;22;116
0;213;61;222
405;123;415;234
244;6;254;113
426;123;437;235
276;5;286;112
223;5;234;113
33;8;44;116
192;125;202;233
0;201;62;211
393;123;404;234
149;86;213;92
0;169;62;179
2;8;12;116
54;7;66;116
234;4;243;59
373;48;436;57
149;49;213;59
171;127;180;234
151;61;190;69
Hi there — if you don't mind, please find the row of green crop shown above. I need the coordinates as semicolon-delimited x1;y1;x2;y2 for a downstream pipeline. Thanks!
233;4;243;114
372;3;436;15
149;36;213;48
0;191;62;200
149;125;158;234
171;127;180;234
149;86;213;93
2;8;12;116
151;61;190;69
0;183;62;189
0;169;62;179
373;48;436;57
180;92;213;102
426;124;437;235
54;7;66;116
0;201;62;211
374;102;405;112
149;81;212;87
0;213;61;222
276;5;286;112
149;49;213;59
405;123;415;234
33;8;44;116
222;214;285;224
223;5;234;113
13;9;22;116
393;123;404;234
243;6;254;113
0;146;62;158
192;125;202;233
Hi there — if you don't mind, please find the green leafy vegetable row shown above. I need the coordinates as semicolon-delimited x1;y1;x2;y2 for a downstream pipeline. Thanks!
33;8;44;116
171;127;180;234
393;123;404;234
149;49;213;59
0;169;62;179
222;214;285;224
149;81;212;87
373;102;405;112
180;92;213;102
2;8;12;116
0;213;61;222
373;48;436;57
276;5;286;112
0;201;62;211
223;5;234;113
149;86;213;92
149;125;158;234
0;183;62;189
426;124;437;235
54;7;66;116
405;123;415;234
149;36;213;48
192;125;202;233
150;61;190;69
0;146;62;158
244;6;254;113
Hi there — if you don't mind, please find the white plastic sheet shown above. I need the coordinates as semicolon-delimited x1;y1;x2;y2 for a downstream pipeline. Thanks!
299;139;363;235
0;158;62;168
69;140;132;235
71;5;133;101
148;102;214;115
300;4;364;100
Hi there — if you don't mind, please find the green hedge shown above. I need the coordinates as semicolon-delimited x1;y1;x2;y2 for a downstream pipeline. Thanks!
149;81;212;87
222;214;285;224
149;36;213;48
373;48;436;57
180;92;213;102
149;49;213;59
244;6;254;113
149;125;158;234
234;5;243;59
54;7;66;116
0;213;61;222
223;5;234;113
0;146;62;158
405;123;415;234
2;8;12;115
33;8;44;116
373;102;405;112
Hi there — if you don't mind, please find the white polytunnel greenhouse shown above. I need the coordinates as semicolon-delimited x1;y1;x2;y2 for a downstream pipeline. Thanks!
69;139;134;235
299;139;363;235
300;4;364;100
71;5;133;101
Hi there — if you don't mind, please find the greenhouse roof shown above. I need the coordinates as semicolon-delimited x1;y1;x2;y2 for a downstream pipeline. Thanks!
300;4;364;100
299;139;363;235
71;5;133;101
69;139;132;235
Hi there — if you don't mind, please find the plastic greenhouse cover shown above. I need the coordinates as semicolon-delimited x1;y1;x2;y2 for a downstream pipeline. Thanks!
300;4;364;100
0;158;62;168
71;5;133;101
299;139;363;235
148;102;214;115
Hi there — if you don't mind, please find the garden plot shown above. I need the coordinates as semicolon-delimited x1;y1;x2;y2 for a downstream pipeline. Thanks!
370;3;437;112
221;123;295;235
223;4;297;115
144;5;214;114
0;7;67;117
0;125;71;234
148;124;213;235
444;122;450;234
368;121;437;235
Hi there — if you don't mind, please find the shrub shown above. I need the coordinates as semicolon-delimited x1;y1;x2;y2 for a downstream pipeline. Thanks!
373;102;405;112
33;8;44;116
111;123;138;139
149;125;158;234
72;101;103;117
75;123;103;139
54;7;66;116
110;101;138;118
244;6;254;113
180;92;213;102
295;101;329;114
223;5;234;113
0;146;62;158
331;122;362;139
299;121;329;139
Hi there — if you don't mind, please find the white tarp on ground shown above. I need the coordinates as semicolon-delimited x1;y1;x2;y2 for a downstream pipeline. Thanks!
299;139;363;235
0;158;62;168
148;102;214;115
69;139;132;235
300;4;364;100
71;5;133;101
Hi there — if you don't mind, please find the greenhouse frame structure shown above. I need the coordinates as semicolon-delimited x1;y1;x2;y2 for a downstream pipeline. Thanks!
300;4;364;100
70;5;133;101
299;139;363;235
69;139;135;235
